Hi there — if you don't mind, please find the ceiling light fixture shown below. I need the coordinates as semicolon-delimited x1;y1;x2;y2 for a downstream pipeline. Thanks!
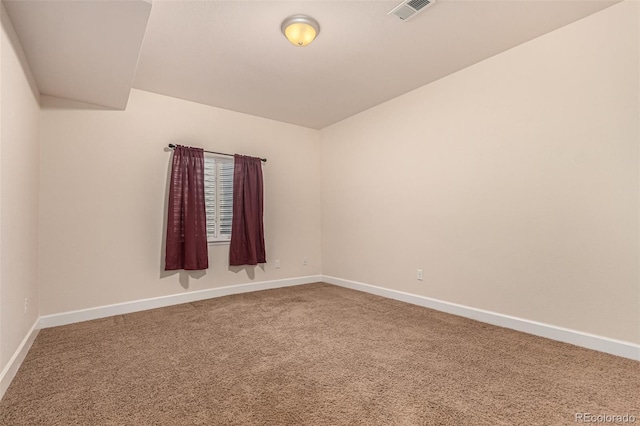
281;15;320;47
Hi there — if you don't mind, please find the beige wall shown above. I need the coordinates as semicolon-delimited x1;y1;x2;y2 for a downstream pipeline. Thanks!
321;1;639;343
39;89;321;315
0;4;40;372
11;0;640;352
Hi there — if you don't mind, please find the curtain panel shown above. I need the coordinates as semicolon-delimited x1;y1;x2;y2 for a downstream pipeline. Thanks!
229;154;266;266
165;145;209;270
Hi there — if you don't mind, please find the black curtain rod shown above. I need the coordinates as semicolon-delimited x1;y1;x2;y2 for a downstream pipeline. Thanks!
168;144;267;162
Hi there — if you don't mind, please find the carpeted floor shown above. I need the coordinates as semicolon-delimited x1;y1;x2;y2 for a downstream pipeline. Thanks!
1;283;638;425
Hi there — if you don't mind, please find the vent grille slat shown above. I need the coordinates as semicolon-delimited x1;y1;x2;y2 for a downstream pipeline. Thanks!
388;0;436;21
393;5;416;20
407;0;431;11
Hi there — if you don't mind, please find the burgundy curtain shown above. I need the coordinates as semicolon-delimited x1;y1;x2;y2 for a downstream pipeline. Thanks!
165;145;209;270
229;155;266;266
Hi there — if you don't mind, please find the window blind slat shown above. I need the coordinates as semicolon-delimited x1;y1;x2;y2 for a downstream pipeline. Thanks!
204;154;234;242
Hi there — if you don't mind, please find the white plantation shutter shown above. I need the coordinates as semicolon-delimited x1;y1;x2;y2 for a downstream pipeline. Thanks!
203;154;234;242
218;161;234;237
203;158;216;239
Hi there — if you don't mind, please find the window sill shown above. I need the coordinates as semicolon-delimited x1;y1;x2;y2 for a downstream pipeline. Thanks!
208;240;230;246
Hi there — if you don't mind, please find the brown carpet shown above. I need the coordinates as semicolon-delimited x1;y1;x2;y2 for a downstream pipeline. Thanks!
1;283;638;425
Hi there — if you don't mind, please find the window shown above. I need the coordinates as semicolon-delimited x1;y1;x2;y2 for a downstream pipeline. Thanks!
203;154;234;243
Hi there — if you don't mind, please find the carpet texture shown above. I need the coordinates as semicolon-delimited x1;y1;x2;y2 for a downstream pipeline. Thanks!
1;283;638;425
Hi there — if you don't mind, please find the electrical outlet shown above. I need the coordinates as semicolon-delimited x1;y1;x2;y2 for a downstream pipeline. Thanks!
417;269;423;281
275;260;281;269
303;257;308;266
24;298;28;314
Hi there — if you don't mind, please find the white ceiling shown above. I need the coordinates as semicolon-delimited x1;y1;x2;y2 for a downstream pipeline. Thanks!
3;0;619;129
3;0;151;110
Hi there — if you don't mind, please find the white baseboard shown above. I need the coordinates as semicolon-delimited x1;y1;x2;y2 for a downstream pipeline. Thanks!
0;320;39;400
39;275;323;329
322;275;640;361
5;273;636;404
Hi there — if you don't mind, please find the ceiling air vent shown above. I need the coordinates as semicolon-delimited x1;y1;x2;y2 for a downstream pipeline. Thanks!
388;0;436;21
